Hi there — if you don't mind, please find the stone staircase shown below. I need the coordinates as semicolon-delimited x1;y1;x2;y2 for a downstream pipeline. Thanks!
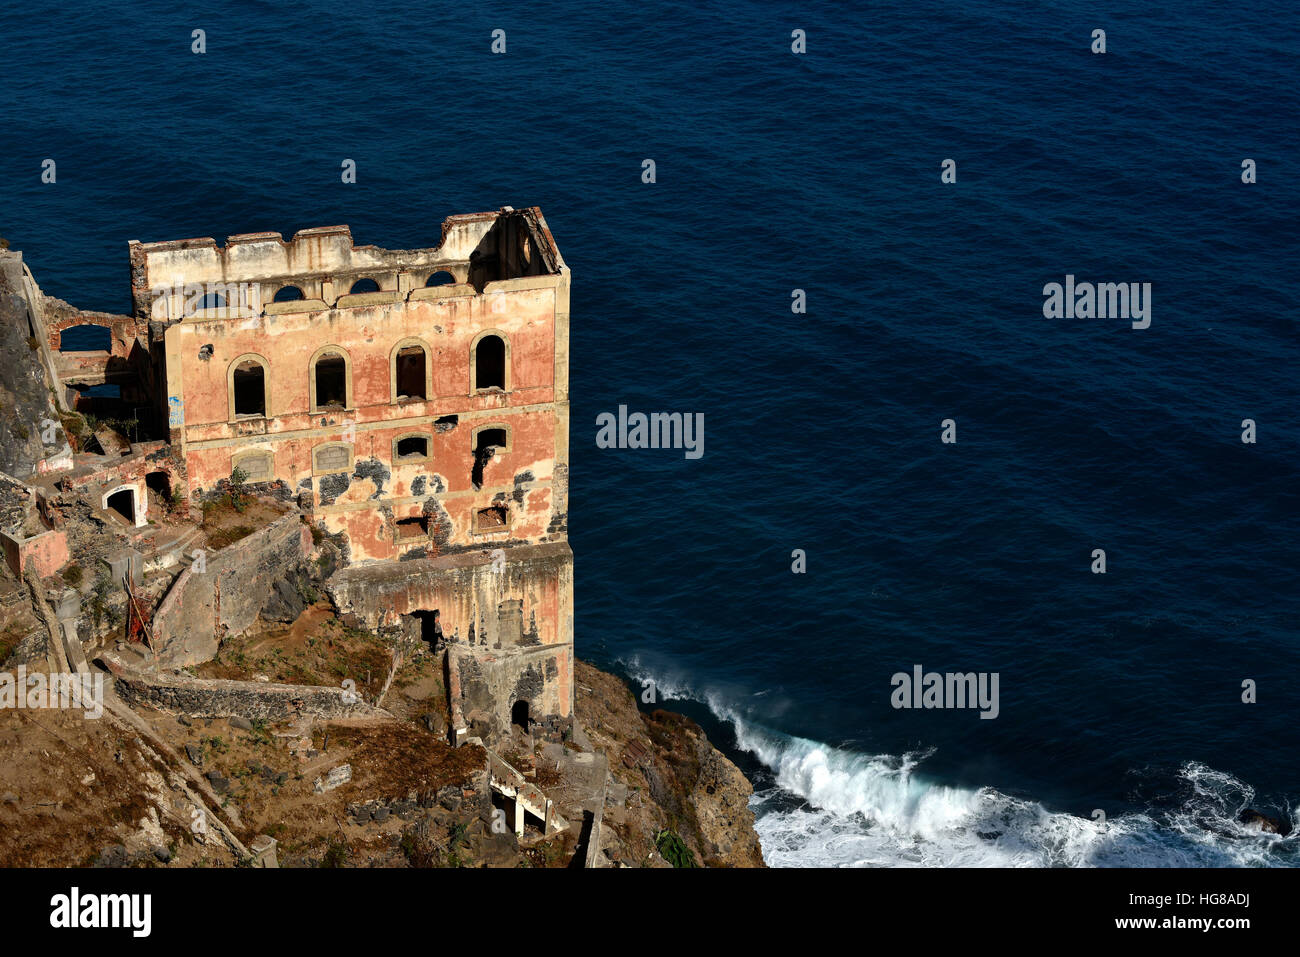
485;748;568;837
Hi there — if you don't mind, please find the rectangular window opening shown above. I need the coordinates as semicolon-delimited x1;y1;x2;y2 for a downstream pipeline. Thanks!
315;355;347;409
396;516;430;539
396;436;429;460
395;347;427;400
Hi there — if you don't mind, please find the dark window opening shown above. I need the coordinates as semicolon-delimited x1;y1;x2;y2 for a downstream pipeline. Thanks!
511;699;530;731
232;360;266;417
395;346;426;400
396;436;429;460
471;428;507;489
199;292;226;309
349;278;380;294
69;382;128;421
475;335;505;391
106;488;135;524
274;285;304;302
145;471;171;509
396;516;429;539
476;505;508;531
59;324;111;353
425;271;456;287
314;353;346;408
411;609;443;650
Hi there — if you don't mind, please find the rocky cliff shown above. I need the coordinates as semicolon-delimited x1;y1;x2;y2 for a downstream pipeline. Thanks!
574;659;765;867
0;251;70;479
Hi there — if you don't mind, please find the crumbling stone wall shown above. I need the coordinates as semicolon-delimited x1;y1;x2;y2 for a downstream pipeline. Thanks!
57;441;187;523
329;541;575;743
0;528;69;579
41;297;152;409
151;512;312;668
328;541;573;651
106;663;384;721
450;644;572;743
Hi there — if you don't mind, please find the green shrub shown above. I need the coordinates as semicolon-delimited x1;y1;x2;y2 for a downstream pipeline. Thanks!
229;466;249;513
654;829;697;868
319;838;350;868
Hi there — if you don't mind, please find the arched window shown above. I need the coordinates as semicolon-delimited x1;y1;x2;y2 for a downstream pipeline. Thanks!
313;442;353;475
425;271;456;287
231;450;273;483
229;355;267;418
311;347;350;410
471;332;508;393
199;292;226;309
390;338;431;402
349;278;380;294
273;285;304;302
59;324;111;352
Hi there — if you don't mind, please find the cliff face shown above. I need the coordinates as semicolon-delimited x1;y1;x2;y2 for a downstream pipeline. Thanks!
0;256;66;479
574;660;765;867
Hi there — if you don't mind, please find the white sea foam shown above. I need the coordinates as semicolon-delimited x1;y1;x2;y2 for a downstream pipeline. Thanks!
618;656;1297;868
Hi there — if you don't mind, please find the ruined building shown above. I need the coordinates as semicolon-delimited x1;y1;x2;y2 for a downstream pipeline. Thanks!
0;207;575;744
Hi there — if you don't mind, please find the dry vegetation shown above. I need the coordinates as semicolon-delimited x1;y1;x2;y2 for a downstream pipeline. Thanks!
196;603;391;693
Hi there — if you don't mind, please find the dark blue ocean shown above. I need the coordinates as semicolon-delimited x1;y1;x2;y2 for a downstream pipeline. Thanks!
3;1;1297;866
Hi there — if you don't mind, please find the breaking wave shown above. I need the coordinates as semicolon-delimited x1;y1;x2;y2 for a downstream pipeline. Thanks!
620;657;1298;868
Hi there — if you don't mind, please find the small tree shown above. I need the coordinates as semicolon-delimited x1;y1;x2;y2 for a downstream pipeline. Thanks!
229;465;249;513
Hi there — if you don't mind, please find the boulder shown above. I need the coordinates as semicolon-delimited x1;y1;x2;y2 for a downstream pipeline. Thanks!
1239;808;1291;835
313;764;352;794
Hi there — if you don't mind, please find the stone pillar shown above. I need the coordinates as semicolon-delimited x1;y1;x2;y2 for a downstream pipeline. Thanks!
249;834;279;868
104;548;143;587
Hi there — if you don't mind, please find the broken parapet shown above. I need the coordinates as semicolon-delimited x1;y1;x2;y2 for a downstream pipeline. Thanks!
0;471;69;578
100;653;391;722
1;527;69;579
